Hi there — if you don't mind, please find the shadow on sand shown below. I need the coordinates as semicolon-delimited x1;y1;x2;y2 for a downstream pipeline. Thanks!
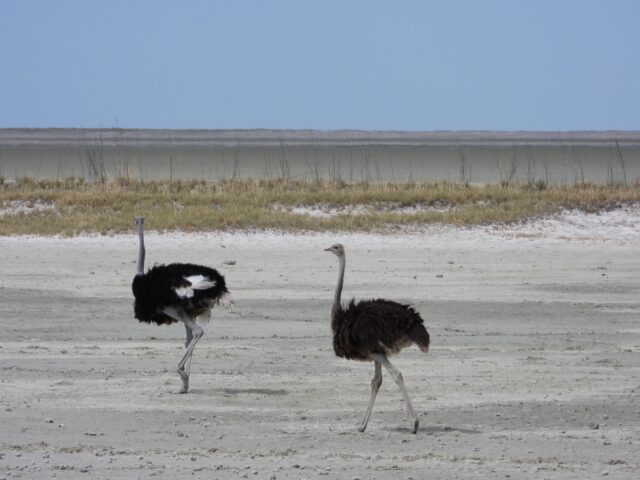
222;388;289;396
390;424;481;435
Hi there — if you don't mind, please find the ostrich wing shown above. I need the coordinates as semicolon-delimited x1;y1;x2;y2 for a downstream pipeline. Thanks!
174;275;217;299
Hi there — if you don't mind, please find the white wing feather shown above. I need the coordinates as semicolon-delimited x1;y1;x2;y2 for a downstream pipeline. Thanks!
174;275;217;298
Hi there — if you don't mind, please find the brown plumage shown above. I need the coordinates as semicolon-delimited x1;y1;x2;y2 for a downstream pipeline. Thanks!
326;243;429;434
332;299;430;360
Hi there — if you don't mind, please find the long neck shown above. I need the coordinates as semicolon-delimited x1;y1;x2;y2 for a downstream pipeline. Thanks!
332;253;345;312
330;253;346;334
136;223;145;275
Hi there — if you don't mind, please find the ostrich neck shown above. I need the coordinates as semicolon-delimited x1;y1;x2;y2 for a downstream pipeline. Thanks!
332;254;345;312
136;223;146;275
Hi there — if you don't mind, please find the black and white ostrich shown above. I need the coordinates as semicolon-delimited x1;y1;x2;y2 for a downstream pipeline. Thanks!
325;243;430;433
131;216;231;393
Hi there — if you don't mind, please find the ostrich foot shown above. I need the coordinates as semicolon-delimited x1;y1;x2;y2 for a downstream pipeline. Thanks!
358;424;367;433
411;419;419;434
178;368;189;394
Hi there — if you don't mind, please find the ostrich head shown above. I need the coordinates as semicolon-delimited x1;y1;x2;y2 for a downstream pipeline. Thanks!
135;216;144;227
325;243;345;257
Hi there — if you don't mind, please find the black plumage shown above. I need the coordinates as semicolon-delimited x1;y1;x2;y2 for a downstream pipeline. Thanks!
326;243;429;434
131;216;231;393
132;263;228;325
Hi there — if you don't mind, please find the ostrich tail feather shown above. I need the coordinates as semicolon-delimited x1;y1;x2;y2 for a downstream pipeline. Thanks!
218;292;235;309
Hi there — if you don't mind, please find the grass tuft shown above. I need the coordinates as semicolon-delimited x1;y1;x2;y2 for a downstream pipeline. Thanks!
0;178;638;236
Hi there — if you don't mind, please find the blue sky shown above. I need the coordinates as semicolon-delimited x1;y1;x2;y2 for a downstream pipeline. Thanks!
1;1;639;131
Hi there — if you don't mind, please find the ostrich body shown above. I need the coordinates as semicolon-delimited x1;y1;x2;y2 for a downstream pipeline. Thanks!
326;243;430;433
132;216;230;393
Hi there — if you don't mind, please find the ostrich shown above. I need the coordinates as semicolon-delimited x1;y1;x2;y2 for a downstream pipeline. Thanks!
131;216;231;393
325;243;430;434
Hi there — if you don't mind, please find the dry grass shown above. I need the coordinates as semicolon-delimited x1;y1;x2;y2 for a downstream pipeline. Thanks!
0;177;639;236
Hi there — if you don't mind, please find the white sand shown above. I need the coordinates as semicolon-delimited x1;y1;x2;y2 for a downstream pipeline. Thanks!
1;209;639;479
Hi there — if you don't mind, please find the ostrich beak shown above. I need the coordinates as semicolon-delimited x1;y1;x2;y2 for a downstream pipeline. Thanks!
324;247;331;252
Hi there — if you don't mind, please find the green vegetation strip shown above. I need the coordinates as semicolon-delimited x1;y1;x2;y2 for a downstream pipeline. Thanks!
0;177;639;236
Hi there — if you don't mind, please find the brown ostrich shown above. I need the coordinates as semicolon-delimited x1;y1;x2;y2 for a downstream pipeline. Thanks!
325;243;430;433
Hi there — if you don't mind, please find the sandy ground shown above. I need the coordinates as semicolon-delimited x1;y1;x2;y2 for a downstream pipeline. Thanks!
1;209;639;479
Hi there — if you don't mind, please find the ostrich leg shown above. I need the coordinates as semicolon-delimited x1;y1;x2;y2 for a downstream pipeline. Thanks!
359;360;382;432
176;317;203;393
163;306;204;393
373;354;419;434
184;324;194;376
185;323;194;348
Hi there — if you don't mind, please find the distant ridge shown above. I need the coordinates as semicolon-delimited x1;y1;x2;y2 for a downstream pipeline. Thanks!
1;128;640;148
